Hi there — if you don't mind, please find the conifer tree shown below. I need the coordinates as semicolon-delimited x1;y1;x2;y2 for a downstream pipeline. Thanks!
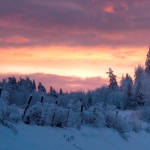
49;86;57;97
38;82;46;93
18;77;26;92
59;88;63;95
120;74;133;91
134;65;145;106
32;79;36;92
106;68;118;90
25;77;34;93
87;91;92;109
145;46;150;74
120;73;133;109
8;76;17;90
18;77;35;93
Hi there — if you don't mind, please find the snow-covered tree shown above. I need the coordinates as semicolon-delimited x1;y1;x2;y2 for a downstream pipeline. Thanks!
49;86;57;98
120;74;133;92
18;77;26;92
106;68;118;91
0;89;20;133
25;77;31;92
134;65;144;85
0;78;9;90
139;73;150;106
107;90;121;108
32;79;36;92
38;82;46;93
106;68;120;107
145;46;150;74
86;90;92;109
59;88;63;95
92;86;108;104
8;76;18;90
120;74;133;109
18;77;35;93
134;65;145;106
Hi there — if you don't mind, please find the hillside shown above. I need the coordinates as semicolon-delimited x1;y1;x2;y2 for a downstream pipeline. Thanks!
1;122;150;150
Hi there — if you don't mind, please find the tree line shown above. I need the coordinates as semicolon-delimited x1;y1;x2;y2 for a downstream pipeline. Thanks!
1;47;150;135
1;47;150;110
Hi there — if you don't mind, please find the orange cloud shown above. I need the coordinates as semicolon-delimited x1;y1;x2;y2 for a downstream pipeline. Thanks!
0;45;147;81
0;35;30;44
103;3;128;13
13;52;33;57
103;5;114;13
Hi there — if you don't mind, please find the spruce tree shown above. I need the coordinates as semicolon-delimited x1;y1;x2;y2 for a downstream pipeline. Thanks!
18;77;26;92
145;46;150;74
8;76;17;90
120;73;133;94
134;65;145;106
32;79;36;92
120;73;133;109
59;88;63;95
106;68;118;90
49;86;57;98
25;77;34;93
38;82;46;93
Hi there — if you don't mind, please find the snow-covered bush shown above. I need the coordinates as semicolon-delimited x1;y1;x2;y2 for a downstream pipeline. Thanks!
105;111;131;133
67;111;81;129
132;107;150;132
67;100;82;128
1;91;9;102
23;102;68;127
116;116;132;133
81;103;117;128
0;90;20;133
0;91;20;123
7;104;20;122
69;101;82;113
82;107;104;127
23;100;141;135
23;102;43;125
0;95;8;122
140;106;150;122
100;102;116;114
52;106;68;127
128;110;142;132
41;103;55;125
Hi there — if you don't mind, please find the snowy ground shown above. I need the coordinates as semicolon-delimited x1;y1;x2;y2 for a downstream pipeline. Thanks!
1;122;150;150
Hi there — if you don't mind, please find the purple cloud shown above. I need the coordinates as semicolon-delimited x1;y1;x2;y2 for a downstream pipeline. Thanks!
0;73;108;92
0;0;150;47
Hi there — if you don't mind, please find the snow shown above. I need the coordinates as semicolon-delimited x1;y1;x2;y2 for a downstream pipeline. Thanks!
1;122;150;150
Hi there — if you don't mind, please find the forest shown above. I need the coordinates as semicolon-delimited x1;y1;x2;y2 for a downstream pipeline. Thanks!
1;48;150;137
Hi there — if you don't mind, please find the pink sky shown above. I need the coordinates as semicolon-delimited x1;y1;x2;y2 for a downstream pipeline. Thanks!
0;0;149;91
0;73;108;92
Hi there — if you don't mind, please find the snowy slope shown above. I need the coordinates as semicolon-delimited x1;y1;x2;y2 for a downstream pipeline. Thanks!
1;122;150;150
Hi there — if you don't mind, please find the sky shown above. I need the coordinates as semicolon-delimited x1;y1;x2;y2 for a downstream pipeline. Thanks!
0;0;150;92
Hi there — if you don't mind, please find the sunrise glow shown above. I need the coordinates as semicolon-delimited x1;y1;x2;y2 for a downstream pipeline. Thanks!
0;0;149;91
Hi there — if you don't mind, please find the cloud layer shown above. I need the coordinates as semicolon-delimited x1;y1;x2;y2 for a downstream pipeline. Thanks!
0;0;149;91
0;73;108;92
0;0;150;47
